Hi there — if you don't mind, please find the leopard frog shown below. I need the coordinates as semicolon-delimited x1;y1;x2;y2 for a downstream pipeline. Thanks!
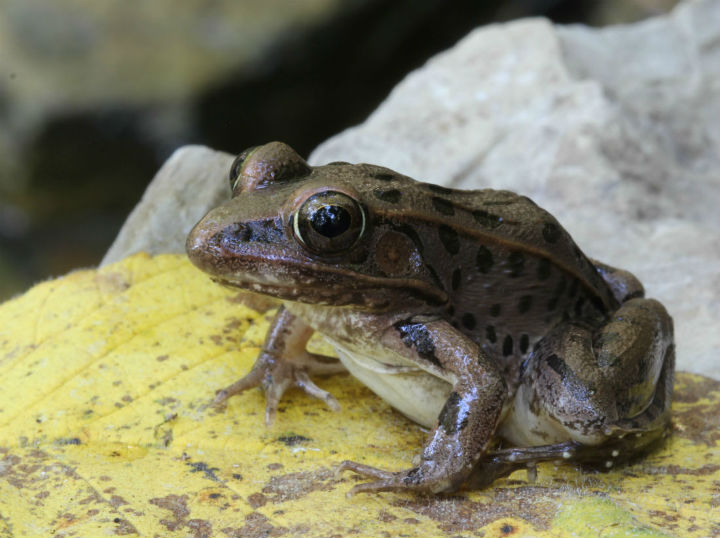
186;142;674;494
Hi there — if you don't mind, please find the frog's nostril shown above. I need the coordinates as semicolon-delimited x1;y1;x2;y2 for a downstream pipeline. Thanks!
224;223;253;242
216;224;252;251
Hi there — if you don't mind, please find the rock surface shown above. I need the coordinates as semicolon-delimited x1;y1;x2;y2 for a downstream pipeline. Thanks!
103;146;234;265
104;0;720;379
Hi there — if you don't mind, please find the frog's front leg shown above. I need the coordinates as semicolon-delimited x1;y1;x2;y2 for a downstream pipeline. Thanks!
338;317;506;494
213;305;345;424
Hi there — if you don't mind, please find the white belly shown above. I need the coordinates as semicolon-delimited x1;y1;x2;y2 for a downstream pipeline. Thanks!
327;338;452;429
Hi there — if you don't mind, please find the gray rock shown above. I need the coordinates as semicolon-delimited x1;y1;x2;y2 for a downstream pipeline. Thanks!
105;0;720;378
102;146;233;265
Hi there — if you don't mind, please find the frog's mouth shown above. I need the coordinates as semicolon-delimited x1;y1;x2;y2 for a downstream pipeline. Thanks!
208;268;447;311
210;276;388;308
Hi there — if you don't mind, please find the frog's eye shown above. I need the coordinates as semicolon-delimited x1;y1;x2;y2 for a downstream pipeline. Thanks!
293;191;366;255
229;146;258;195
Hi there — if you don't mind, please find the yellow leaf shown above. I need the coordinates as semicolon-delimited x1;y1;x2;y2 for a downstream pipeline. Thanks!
0;253;717;537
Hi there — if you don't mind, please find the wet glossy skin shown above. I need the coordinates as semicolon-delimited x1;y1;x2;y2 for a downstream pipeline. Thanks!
186;142;675;494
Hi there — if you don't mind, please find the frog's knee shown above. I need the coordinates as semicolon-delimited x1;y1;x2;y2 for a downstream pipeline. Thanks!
592;260;645;303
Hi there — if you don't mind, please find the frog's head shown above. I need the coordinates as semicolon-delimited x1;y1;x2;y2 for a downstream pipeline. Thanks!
186;142;448;311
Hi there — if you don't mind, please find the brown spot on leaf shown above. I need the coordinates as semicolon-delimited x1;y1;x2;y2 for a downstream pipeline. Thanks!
247;492;268;509
110;495;129;508
187;519;213;538
210;334;224;346
672;373;720;447
261;468;336;503
149;494;190;532
644;463;720;476
226;512;287;538
674;373;720;404
393;486;556;533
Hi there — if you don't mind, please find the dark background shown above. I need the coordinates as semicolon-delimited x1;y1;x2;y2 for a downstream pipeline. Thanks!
0;0;678;302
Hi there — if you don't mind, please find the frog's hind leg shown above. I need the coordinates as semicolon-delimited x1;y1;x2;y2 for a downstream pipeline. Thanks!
469;343;674;488
487;297;674;487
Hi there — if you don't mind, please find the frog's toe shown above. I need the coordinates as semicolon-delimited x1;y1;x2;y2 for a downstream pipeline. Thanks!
264;377;291;425
211;367;264;408
295;370;341;411
336;460;394;480
336;461;403;496
337;460;455;494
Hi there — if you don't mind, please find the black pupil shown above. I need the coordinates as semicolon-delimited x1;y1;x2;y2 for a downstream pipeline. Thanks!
310;205;351;238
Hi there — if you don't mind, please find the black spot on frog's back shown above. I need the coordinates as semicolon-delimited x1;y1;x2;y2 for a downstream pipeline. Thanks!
537;258;552;281
476;246;494;273
431;196;455;216
368;170;397;181
485;325;497;343
425;183;454;195
542;221;562;243
472;209;503;229
452;268;461;291
507;252;525;278
518;295;533;314
373;189;402;203
438;225;460;255
461;313;476;330
502;335;514;356
519;334;530;354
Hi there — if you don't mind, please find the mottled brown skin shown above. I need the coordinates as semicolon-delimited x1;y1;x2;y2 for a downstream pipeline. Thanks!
186;142;675;494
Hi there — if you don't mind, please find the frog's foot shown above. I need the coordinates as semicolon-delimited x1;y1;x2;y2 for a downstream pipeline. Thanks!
336;460;462;496
212;350;341;424
466;443;575;489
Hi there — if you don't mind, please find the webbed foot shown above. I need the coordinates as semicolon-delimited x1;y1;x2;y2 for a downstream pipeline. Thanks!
213;350;341;424
336;460;461;495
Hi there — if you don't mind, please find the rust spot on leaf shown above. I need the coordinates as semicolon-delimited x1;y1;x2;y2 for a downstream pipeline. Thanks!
247;492;268;508
393;487;556;533
261;468;336;503
149;494;189;532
